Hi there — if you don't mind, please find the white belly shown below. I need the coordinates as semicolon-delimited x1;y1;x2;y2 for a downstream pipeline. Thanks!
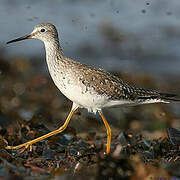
50;70;108;113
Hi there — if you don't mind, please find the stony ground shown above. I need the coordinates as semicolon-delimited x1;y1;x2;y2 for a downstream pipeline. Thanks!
0;56;179;180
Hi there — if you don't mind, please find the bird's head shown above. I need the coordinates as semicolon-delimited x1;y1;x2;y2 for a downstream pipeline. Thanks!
7;23;58;44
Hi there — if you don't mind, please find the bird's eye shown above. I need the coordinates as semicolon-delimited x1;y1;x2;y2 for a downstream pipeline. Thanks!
41;28;45;32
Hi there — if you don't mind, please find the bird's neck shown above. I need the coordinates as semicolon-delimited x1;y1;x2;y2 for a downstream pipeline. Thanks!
43;39;66;79
44;39;64;63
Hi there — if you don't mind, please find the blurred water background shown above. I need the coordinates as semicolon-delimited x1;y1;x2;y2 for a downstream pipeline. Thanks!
1;0;180;80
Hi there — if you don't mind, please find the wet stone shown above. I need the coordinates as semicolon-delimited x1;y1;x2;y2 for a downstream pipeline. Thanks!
55;134;72;146
167;127;180;145
42;148;56;160
117;132;128;146
69;146;80;157
63;134;74;141
55;145;66;153
18;109;34;121
77;139;89;149
143;139;152;148
142;151;154;162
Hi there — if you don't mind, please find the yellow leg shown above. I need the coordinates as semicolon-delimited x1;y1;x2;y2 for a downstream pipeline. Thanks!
98;110;112;155
6;109;76;150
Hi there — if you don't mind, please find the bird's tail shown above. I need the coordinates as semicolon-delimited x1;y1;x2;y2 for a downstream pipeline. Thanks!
137;92;180;103
159;93;180;102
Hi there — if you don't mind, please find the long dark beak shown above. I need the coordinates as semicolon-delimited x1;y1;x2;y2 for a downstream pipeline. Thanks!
7;34;31;44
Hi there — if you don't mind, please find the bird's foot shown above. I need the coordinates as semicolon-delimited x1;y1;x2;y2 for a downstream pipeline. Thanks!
6;142;33;153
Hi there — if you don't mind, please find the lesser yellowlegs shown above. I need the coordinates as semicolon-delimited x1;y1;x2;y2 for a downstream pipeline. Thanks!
6;23;179;154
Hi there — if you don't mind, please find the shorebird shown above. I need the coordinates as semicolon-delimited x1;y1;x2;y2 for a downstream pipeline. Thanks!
6;23;179;154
